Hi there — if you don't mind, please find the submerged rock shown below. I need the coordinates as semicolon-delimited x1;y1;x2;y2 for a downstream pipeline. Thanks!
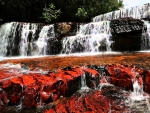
0;63;150;112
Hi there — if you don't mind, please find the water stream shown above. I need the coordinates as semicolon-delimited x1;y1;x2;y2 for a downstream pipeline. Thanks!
1;2;150;113
0;22;55;57
61;21;112;54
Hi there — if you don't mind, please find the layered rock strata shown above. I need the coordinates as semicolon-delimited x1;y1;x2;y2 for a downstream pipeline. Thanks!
0;63;150;112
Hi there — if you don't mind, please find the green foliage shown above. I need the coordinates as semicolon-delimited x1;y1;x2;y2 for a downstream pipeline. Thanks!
42;3;61;22
76;7;88;21
75;0;124;22
0;0;124;23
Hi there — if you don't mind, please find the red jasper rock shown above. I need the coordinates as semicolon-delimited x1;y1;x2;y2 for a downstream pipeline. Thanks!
82;67;100;88
1;80;12;88
50;69;79;97
9;83;23;105
0;63;150;111
0;88;8;112
32;74;61;104
1;77;23;105
23;85;39;108
64;67;84;78
10;77;23;86
20;75;36;86
106;64;143;90
83;67;99;77
44;90;127;113
45;109;56;113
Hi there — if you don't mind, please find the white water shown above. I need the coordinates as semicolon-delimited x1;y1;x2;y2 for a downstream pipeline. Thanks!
20;23;38;56
58;51;121;57
92;3;150;22
130;81;145;101
77;22;110;35
62;21;112;54
35;25;55;55
0;51;121;62
0;63;49;82
141;20;150;50
0;22;55;57
20;23;55;56
80;70;90;90
125;80;150;112
123;71;150;112
128;68;147;101
0;22;15;56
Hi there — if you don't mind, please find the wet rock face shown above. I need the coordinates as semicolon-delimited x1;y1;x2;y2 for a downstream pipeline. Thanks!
0;65;101;110
110;18;144;51
46;39;62;55
0;63;150;112
54;22;80;40
110;17;144;34
106;64;143;90
112;31;142;51
45;90;127;113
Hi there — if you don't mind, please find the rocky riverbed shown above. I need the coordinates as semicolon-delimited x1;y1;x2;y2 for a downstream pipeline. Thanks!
0;52;150;113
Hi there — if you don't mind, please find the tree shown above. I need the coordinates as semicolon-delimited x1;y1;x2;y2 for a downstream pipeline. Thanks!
42;3;61;23
0;0;124;23
76;7;88;21
75;0;124;22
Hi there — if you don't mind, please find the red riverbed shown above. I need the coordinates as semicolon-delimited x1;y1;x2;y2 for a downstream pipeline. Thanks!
0;52;150;113
0;52;150;70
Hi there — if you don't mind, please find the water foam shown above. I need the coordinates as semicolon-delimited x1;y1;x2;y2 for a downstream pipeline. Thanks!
62;21;113;54
0;22;55;57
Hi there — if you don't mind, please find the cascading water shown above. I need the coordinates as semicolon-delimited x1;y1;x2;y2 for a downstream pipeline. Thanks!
0;22;55;57
1;3;150;113
125;80;150;112
81;73;89;90
92;3;150;22
35;25;55;55
0;3;150;57
20;23;38;56
0;22;18;57
141;20;150;50
61;21;113;54
91;3;150;52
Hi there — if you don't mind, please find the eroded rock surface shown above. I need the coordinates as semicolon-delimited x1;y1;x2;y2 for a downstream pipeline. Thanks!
0;63;150;113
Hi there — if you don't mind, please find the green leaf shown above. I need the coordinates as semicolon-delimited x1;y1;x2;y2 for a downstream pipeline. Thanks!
42;3;61;22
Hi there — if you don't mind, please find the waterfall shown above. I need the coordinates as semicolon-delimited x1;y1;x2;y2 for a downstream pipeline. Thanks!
92;3;150;22
1;3;150;56
61;21;112;54
0;22;18;56
141;20;150;50
0;22;55;56
20;23;39;56
35;25;55;55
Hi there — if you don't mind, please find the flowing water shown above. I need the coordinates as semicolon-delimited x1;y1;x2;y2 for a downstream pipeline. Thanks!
141;20;150;50
0;22;55;57
92;3;150;21
1;2;150;113
61;21;112;54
